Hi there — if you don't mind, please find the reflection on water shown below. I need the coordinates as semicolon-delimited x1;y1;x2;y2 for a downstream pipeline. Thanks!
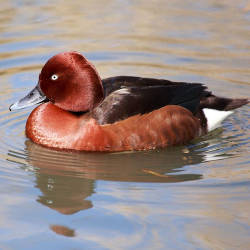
7;140;205;217
25;140;204;182
25;141;203;213
50;225;75;237
0;0;250;249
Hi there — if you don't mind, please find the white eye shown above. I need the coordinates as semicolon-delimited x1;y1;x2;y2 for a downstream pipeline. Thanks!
51;74;58;80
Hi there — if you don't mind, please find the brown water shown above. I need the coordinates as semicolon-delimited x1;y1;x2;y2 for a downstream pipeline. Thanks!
0;0;250;249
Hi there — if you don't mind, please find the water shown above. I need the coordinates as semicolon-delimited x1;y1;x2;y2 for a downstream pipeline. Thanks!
0;0;250;249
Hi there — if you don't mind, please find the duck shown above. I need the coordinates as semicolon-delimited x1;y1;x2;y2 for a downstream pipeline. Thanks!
9;51;249;152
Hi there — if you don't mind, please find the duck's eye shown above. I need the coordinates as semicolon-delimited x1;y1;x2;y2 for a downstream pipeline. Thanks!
51;74;58;80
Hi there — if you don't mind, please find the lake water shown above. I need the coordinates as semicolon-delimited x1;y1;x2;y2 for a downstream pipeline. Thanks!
0;0;250;249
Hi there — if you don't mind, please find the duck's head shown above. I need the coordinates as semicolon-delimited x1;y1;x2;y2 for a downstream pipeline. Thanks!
10;52;104;112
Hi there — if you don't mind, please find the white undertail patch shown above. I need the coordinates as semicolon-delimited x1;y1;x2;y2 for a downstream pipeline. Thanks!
203;108;234;132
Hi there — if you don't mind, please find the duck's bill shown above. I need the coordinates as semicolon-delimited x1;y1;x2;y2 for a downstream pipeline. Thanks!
9;85;48;111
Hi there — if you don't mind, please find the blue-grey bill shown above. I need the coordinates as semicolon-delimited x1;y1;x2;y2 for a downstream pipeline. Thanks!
9;85;48;111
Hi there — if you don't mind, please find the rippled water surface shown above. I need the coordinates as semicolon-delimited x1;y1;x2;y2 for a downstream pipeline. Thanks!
0;0;250;249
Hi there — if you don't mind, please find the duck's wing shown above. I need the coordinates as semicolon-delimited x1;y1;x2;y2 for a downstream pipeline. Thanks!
102;76;205;96
92;76;208;124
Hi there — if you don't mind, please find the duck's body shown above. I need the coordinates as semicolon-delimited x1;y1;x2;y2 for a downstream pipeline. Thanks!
26;102;200;151
10;52;249;152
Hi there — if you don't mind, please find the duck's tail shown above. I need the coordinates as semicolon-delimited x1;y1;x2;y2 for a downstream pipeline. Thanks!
198;95;249;132
200;95;249;111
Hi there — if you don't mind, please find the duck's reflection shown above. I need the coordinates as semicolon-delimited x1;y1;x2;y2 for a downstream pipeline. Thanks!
36;170;93;215
26;139;204;183
10;140;208;237
24;139;206;212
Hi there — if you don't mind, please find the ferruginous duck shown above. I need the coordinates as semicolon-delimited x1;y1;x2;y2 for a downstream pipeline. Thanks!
9;52;249;152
